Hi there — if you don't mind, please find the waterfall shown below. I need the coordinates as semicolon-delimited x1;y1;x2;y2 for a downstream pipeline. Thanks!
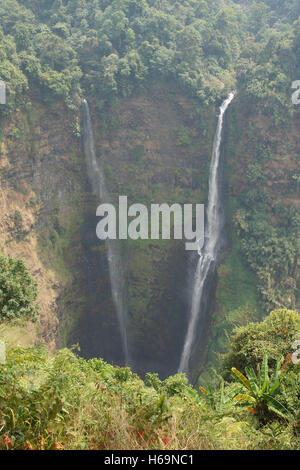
82;99;129;365
178;92;235;375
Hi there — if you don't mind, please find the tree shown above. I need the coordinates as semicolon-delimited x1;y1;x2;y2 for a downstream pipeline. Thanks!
0;255;39;322
232;354;290;422
222;309;300;379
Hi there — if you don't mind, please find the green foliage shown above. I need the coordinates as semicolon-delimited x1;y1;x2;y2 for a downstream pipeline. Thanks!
222;309;300;379
0;0;299;450
10;209;22;228
0;342;298;450
176;125;192;147
199;380;237;413
0;0;248;112
231;355;290;422
9;127;21;140
0;255;39;322
277;369;300;431
234;187;300;310
71;117;81;138
0;0;298;116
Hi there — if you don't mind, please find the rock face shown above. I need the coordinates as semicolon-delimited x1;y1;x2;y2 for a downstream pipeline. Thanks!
0;82;298;379
0;83;216;376
0;98;94;350
70;84;217;377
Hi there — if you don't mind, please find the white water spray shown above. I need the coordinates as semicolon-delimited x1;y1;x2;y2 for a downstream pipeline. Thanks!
178;92;235;374
82;100;129;364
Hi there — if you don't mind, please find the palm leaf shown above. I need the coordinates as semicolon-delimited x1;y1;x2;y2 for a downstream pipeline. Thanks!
270;356;283;389
245;367;259;395
199;386;208;396
268;405;289;421
263;394;291;420
231;367;252;391
233;394;256;404
269;379;280;394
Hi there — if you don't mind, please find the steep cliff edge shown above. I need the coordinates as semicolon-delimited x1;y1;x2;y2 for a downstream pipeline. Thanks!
0;83;299;380
202;97;300;382
71;83;217;376
0;82;217;374
0;98;86;349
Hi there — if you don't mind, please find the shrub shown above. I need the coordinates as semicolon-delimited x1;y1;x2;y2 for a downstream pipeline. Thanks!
231;355;290;423
222;309;300;379
0;255;39;322
0;345;299;450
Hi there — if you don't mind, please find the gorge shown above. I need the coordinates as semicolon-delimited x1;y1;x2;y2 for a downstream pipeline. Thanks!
0;0;299;451
0;0;299;396
80;92;236;379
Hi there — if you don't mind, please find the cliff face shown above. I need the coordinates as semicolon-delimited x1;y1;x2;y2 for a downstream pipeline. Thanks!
0;99;87;349
0;83;216;375
71;83;217;376
202;97;300;382
0;83;299;379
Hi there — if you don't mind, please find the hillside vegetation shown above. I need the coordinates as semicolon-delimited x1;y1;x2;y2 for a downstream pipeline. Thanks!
1;0;299;309
0;0;300;450
0;0;299;111
0;308;299;450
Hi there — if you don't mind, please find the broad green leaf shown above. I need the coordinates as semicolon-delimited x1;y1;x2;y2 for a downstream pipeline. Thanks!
269;380;280;395
261;354;269;392
268;406;289;421
270;356;283;389
263;394;291;420
231;368;252;392
207;385;215;410
233;394;256;403
245;367;259;395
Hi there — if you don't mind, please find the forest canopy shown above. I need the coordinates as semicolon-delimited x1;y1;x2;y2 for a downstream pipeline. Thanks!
0;0;299;112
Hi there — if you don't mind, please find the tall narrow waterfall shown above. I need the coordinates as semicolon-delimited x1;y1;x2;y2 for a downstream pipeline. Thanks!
178;92;235;375
82;100;129;364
